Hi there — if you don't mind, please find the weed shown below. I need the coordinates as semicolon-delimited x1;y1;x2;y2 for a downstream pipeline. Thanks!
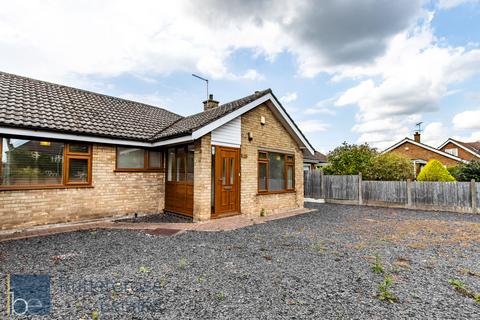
260;208;266;217
159;276;167;288
139;266;150;274
216;291;226;301
371;254;384;274
312;240;327;252
179;257;187;269
448;278;480;303
91;310;99;320
197;274;206;283
448;278;464;289
377;275;398;303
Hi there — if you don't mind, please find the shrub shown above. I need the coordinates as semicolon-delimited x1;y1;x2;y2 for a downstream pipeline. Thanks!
417;160;455;182
325;142;377;175
455;160;480;182
365;152;413;181
447;166;462;180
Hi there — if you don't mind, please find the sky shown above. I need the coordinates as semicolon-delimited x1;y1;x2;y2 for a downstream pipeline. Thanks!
1;0;480;154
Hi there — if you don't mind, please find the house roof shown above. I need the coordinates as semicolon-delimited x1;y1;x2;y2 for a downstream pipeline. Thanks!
383;137;467;163
0;71;315;153
438;138;480;158
0;71;183;142
303;150;327;163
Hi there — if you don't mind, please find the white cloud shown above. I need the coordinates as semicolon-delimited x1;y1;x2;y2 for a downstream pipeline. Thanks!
280;92;297;104
453;109;480;130
438;0;479;9
298;120;329;133
335;16;480;148
239;69;265;81
119;92;171;108
422;122;450;147
305;97;337;115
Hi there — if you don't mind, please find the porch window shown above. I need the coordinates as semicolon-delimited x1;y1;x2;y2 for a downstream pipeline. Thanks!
258;150;295;193
166;145;194;182
116;147;163;171
0;136;92;189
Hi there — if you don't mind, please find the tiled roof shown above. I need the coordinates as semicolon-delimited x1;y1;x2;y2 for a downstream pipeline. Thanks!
452;139;480;155
151;89;272;140
0;71;183;141
303;150;327;163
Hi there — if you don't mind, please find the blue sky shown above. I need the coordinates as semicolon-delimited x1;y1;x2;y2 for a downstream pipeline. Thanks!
1;0;480;153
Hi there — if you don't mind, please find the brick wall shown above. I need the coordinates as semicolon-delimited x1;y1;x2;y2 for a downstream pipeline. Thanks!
390;141;461;167
439;142;480;161
193;134;212;222
0;144;164;230
240;103;304;216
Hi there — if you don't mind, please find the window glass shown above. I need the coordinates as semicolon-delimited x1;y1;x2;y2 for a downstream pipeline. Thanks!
258;162;267;191
176;147;186;181
229;158;234;185
268;152;285;191
186;145;194;181
148;151;162;168
117;147;145;169
287;165;294;189
222;158;227;185
1;138;64;186
69;144;89;153
167;148;175;181
68;158;88;183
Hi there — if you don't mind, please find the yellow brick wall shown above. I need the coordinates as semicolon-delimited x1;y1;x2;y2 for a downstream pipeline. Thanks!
0;144;164;230
240;103;304;216
193;134;212;222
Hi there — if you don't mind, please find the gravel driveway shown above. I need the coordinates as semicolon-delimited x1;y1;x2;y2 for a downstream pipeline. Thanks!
1;203;480;319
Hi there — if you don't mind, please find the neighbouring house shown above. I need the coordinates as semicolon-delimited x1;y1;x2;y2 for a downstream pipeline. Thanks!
303;150;328;171
0;71;314;230
438;138;480;161
383;132;466;177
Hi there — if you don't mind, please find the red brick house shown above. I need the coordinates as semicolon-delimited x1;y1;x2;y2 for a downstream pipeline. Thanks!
383;132;466;177
303;150;328;171
438;138;480;161
0;71;314;230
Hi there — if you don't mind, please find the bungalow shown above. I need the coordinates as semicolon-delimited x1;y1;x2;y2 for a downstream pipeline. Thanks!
0;71;314;230
383;132;466;177
438;138;480;161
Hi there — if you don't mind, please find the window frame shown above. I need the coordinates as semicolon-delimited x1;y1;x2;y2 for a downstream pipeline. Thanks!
257;150;295;194
0;136;92;190
114;147;164;172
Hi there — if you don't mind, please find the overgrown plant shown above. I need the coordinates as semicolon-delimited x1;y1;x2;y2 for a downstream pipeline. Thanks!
260;208;266;217
371;254;384;274
448;279;480;303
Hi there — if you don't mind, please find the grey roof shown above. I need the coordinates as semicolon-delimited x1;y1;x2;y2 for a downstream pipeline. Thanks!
450;139;480;156
303;150;327;163
151;89;272;140
0;71;182;141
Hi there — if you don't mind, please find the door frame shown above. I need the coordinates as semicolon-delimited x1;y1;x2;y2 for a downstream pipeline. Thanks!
212;145;241;218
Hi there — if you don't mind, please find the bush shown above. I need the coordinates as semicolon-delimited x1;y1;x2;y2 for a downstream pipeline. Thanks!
325;142;377;175
455;160;480;182
447;166;462;180
365;152;413;181
417;160;455;182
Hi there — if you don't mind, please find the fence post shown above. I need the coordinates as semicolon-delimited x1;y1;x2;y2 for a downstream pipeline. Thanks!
358;172;363;205
319;170;324;199
407;179;412;208
471;179;477;213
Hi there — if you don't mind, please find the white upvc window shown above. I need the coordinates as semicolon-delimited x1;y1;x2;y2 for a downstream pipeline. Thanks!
445;148;458;156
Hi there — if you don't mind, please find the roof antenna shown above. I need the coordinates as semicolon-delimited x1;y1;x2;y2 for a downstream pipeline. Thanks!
192;74;209;101
415;122;423;133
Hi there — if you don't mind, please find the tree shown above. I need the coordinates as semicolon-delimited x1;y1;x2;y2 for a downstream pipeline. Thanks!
454;160;480;182
323;142;377;175
365;152;413;181
416;160;455;182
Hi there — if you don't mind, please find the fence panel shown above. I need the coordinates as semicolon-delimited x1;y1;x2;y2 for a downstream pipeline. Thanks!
477;182;480;209
362;181;407;204
324;175;359;200
412;181;471;208
304;171;322;199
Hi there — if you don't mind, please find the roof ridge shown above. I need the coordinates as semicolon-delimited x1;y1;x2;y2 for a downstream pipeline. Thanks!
0;70;183;118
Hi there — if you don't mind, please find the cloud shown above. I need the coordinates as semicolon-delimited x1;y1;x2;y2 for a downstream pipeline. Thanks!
119;92;171;108
335;16;480;148
438;0;479;9
422;122;450;147
239;69;265;81
453;109;480;130
280;92;297;104
297;120;329;133
304;97;337;115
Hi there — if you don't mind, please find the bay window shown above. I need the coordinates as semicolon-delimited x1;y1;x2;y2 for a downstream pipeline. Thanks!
258;151;295;193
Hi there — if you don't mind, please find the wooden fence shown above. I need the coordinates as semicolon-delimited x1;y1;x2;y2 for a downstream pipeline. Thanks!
304;171;479;213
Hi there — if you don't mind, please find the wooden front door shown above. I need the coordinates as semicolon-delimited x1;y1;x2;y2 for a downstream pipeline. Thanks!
214;146;240;216
165;145;194;217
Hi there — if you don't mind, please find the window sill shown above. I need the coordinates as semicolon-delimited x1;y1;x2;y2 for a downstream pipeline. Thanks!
114;169;164;173
257;190;296;195
0;185;94;191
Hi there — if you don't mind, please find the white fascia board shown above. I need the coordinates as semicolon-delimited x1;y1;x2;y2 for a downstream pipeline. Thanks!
191;93;315;154
438;139;480;158
383;137;468;163
0;126;192;148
